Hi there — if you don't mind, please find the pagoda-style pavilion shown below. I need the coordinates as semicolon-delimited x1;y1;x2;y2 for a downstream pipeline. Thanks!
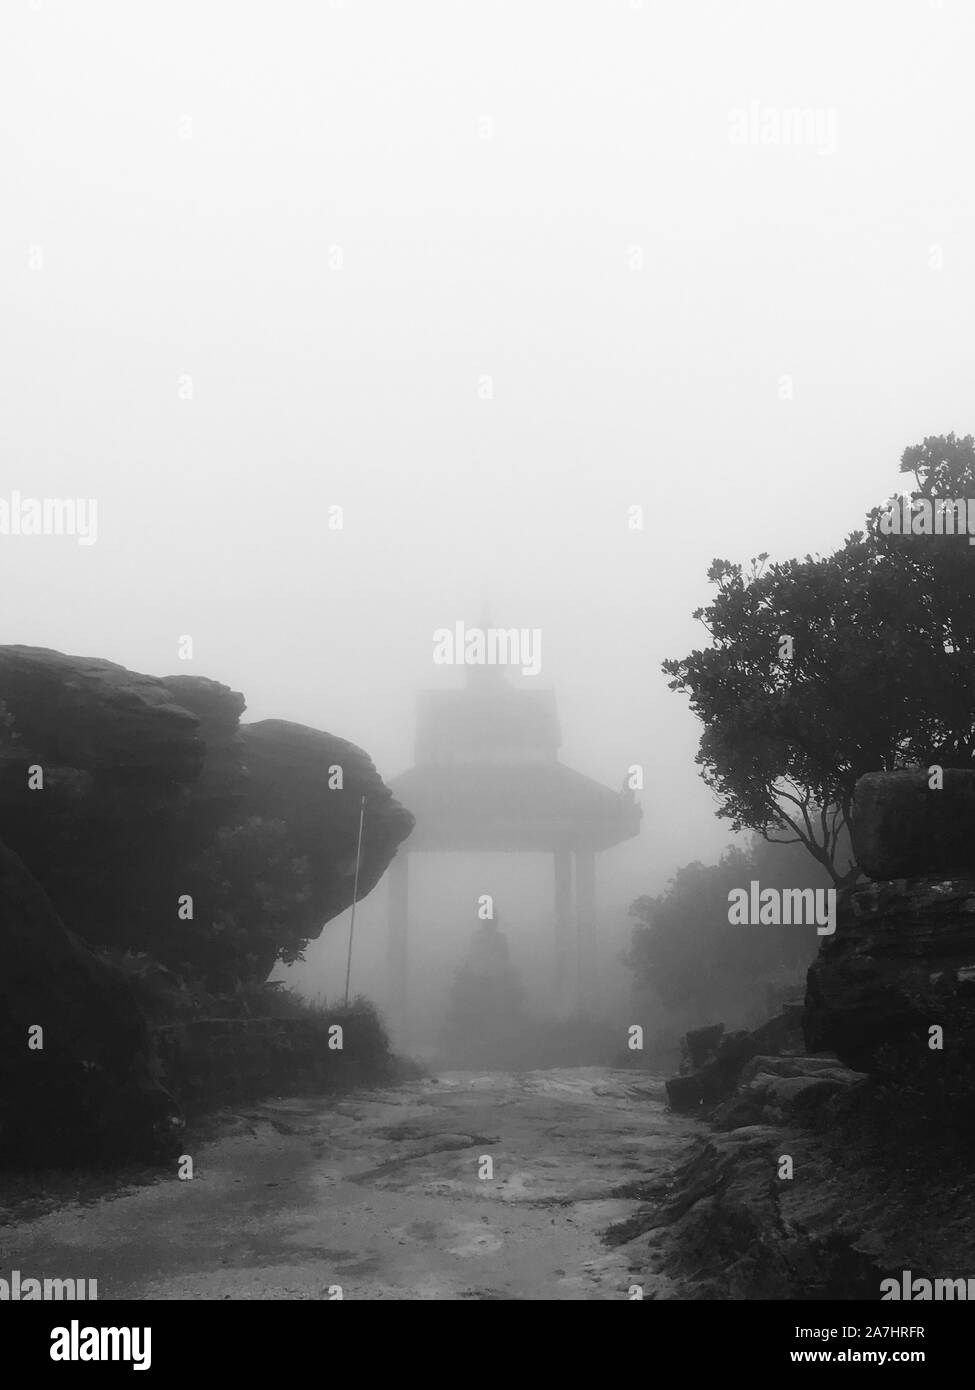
387;662;641;1031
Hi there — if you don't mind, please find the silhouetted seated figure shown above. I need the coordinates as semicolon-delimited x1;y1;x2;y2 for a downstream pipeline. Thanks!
467;918;510;976
441;911;526;1066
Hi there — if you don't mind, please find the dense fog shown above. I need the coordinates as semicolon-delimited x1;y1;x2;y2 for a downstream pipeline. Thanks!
4;0;973;1053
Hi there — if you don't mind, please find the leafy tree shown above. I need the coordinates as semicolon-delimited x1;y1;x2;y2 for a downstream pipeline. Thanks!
626;834;831;1024
663;434;975;885
173;816;314;992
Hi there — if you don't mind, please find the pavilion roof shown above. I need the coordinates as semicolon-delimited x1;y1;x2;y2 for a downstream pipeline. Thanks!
390;760;641;852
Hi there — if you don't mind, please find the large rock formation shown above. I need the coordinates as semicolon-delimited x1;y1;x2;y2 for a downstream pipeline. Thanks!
804;877;975;1070
0;642;414;1162
805;771;975;1071
0;645;203;777
666;1005;808;1113
0;647;413;985
851;769;975;880
0;644;414;1163
0;647;217;957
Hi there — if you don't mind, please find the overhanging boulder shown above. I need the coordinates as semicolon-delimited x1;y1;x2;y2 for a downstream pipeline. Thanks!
239;719;415;941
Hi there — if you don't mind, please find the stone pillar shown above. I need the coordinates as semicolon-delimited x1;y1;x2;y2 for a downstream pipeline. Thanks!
387;851;409;1041
554;848;573;1019
575;846;596;1017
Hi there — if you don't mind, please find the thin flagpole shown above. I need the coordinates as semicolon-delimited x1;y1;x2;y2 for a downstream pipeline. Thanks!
344;794;366;1007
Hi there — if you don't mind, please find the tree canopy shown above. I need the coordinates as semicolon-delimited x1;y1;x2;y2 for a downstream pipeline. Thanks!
663;434;975;884
626;833;830;1023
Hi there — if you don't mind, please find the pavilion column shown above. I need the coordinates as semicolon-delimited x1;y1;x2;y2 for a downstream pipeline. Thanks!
554;848;573;1019
575;847;596;1017
387;851;409;1040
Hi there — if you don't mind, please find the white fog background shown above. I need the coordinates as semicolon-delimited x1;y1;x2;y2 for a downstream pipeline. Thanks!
3;0;973;1036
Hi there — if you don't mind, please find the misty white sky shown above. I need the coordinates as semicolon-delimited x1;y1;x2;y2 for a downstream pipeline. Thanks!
3;0;974;968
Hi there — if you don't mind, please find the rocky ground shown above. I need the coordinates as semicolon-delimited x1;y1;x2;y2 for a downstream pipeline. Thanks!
1;1068;700;1301
5;1057;973;1301
622;1111;975;1301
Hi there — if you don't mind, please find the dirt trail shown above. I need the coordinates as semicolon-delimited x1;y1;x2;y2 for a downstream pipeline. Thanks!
3;1068;701;1301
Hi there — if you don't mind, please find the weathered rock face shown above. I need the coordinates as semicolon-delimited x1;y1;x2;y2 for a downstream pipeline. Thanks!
0;645;203;778
0;648;412;988
852;769;975;880
0;645;413;1164
0;647;215;957
804;771;975;1072
626;1127;903;1301
0;838;183;1165
239;720;415;944
710;1054;865;1131
666;1006;807;1113
159;674;249;840
804;878;975;1071
679;1024;725;1076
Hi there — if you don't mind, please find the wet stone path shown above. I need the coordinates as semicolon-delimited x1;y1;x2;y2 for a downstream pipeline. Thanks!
5;1068;701;1301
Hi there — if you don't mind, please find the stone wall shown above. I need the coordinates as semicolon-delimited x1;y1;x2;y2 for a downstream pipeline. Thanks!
154;1008;395;1115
